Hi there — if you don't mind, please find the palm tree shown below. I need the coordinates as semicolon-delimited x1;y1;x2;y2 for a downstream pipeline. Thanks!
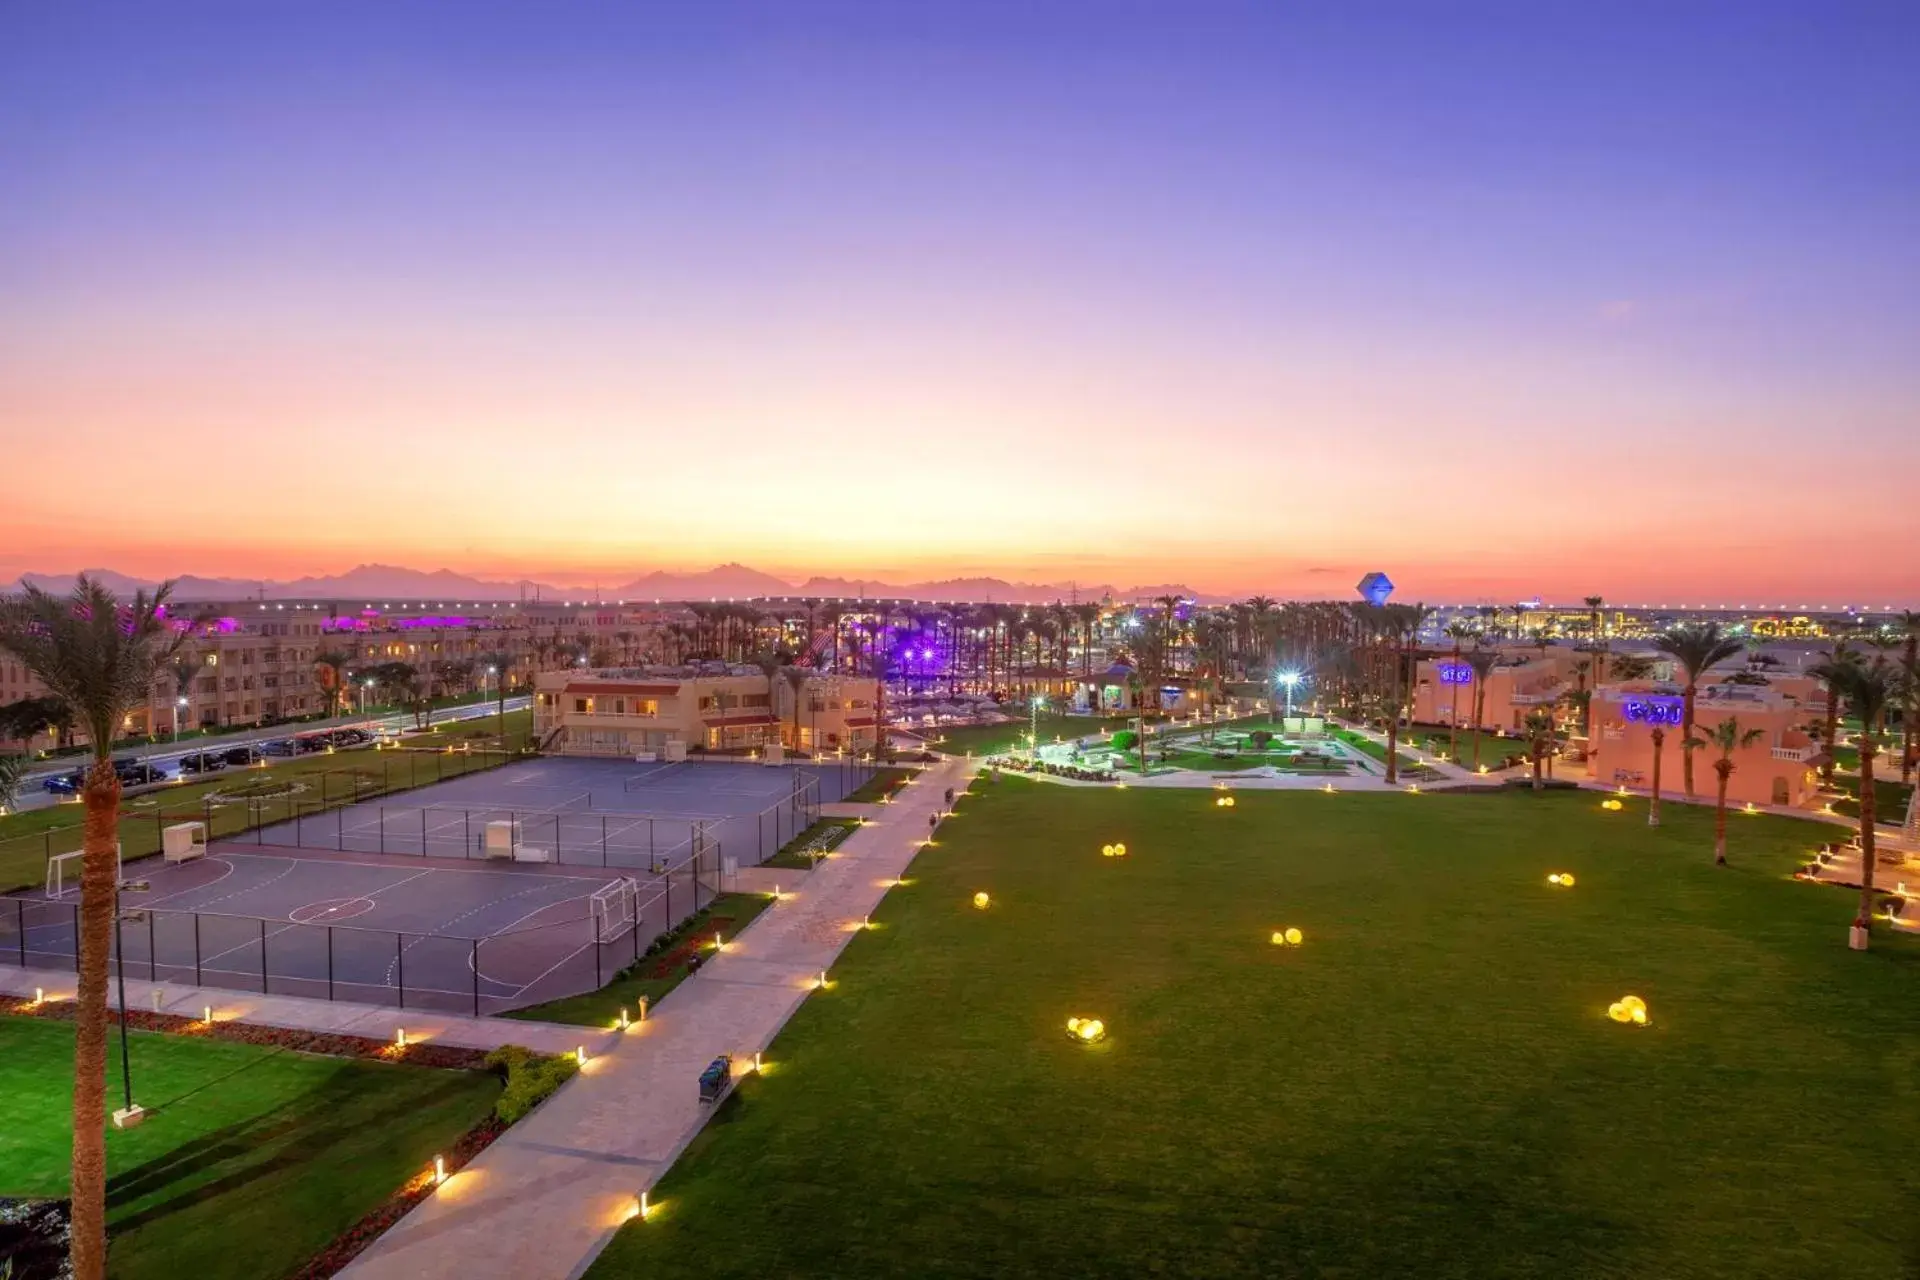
476;649;514;746
1651;621;1745;799
0;751;28;815
1647;726;1667;827
1523;707;1556;791
0;577;183;1280
1896;610;1919;784
781;665;811;753
1583;595;1606;685
1379;603;1432;784
1808;641;1861;787
1465;648;1500;771
167;650;202;738
314;649;354;717
1442;622;1473;762
1827;657;1902;947
1687;716;1765;865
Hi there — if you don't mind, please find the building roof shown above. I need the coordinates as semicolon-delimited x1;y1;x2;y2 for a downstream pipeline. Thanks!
565;682;680;696
702;714;778;727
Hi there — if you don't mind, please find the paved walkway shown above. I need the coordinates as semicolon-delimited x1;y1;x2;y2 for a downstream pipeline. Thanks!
342;756;970;1280
0;964;609;1057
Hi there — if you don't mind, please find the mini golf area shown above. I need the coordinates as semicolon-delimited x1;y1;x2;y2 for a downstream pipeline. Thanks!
590;779;1920;1279
1;758;865;1015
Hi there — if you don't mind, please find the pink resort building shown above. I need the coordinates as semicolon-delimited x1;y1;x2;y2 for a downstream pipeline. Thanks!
1584;681;1825;808
1411;648;1582;733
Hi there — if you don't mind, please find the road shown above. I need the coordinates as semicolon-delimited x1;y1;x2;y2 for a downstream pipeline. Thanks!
8;696;530;810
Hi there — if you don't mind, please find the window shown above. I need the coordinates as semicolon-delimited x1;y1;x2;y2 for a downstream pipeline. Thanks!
574;698;590;713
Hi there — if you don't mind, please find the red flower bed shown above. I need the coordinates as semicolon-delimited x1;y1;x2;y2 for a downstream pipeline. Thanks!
1;996;489;1070
646;913;737;979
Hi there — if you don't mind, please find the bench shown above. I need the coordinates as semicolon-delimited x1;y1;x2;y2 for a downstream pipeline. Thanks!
698;1054;733;1105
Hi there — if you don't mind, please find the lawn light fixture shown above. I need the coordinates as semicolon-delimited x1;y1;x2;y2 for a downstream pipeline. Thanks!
1547;873;1576;887
817;969;829;989
396;1028;408;1048
32;986;44;1005
1065;1016;1107;1044
632;1190;651;1221
1101;842;1128;858
753;1051;763;1073
1607;995;1649;1026
1743;802;1759;815
619;1007;631;1030
713;931;725;951
576;1045;589;1064
434;1155;447;1184
1405;783;1420;794
1214;794;1236;808
1601;799;1624;811
1322;782;1336;793
973;891;991;909
204;1005;214;1024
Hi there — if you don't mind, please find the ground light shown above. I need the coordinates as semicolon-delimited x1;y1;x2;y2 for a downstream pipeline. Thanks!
31;987;44;1005
972;891;991;909
434;1155;447;1185
1270;927;1305;947
1601;799;1624;811
1101;842;1128;858
1547;873;1576;887
1065;1016;1107;1044
629;1190;652;1221
618;1008;631;1030
395;1028;408;1048
1607;995;1650;1026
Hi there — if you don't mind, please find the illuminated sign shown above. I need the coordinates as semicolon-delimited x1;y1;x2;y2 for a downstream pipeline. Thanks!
1622;696;1683;727
1438;662;1473;685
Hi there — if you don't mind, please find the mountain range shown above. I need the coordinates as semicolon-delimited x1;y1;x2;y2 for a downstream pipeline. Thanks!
15;563;1232;605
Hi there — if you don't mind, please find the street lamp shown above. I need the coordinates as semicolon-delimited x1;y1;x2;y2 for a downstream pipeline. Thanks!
174;696;188;744
1276;671;1301;721
1029;693;1044;759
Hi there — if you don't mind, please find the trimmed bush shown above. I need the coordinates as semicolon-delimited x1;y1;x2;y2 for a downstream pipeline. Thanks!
1248;730;1273;751
484;1044;580;1124
1110;730;1139;752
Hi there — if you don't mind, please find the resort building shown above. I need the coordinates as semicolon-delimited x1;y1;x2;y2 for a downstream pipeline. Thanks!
532;665;881;757
1410;648;1583;732
1583;682;1824;808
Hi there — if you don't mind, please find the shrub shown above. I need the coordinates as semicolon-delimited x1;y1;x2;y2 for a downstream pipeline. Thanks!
1249;730;1273;751
484;1044;580;1124
1110;730;1139;752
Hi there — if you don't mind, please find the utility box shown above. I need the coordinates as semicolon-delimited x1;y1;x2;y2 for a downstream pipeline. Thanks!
483;820;520;860
762;743;785;766
162;822;208;864
664;740;688;763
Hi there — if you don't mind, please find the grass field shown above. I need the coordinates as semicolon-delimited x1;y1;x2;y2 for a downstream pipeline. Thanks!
763;818;861;870
588;780;1920;1279
1830;772;1914;827
0;1015;499;1280
0;716;529;893
503;891;775;1027
844;767;913;804
1406;724;1531;770
921;713;1140;759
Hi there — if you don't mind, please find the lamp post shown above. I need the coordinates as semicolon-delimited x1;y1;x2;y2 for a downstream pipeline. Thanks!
112;906;136;1118
173;696;187;744
1277;671;1301;723
1029;693;1043;761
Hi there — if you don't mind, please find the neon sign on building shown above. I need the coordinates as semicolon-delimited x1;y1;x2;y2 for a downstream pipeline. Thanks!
1622;696;1684;727
1437;662;1473;685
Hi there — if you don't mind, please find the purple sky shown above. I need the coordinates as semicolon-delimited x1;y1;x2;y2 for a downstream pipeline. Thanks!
3;2;1916;602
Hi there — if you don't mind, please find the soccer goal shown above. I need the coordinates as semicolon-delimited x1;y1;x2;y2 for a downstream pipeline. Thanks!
591;877;639;943
46;844;124;900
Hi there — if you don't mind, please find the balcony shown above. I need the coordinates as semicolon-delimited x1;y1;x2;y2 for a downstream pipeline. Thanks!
1770;745;1816;762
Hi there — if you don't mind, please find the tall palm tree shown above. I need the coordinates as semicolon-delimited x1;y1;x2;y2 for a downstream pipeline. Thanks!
1827;657;1901;947
1688;716;1765;865
1651;621;1745;799
167;649;202;737
782;665;811;753
0;577;184;1280
1583;595;1606;685
1379;603;1431;784
1808;641;1861;787
1896;610;1919;784
476;649;514;746
1442;622;1474;762
1465;648;1500;771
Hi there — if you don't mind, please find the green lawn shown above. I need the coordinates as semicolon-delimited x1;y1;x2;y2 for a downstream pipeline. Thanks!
1331;727;1442;780
504;892;775;1027
1830;773;1914;827
922;713;1141;759
587;780;1920;1279
0;1015;499;1280
844;767;914;804
1407;724;1531;771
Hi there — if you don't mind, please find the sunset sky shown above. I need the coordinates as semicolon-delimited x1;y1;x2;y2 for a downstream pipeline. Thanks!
3;2;1916;604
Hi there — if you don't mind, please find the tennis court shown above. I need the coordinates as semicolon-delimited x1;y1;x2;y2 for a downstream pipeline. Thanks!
244;755;870;869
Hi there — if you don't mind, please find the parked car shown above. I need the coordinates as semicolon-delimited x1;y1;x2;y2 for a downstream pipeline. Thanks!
259;739;296;757
294;735;330;754
222;745;263;767
114;762;170;787
179;751;227;774
328;728;374;747
42;771;85;795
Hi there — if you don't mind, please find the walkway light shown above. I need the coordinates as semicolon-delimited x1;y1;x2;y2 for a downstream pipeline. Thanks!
1065;1016;1106;1044
434;1155;447;1184
1607;995;1649;1025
